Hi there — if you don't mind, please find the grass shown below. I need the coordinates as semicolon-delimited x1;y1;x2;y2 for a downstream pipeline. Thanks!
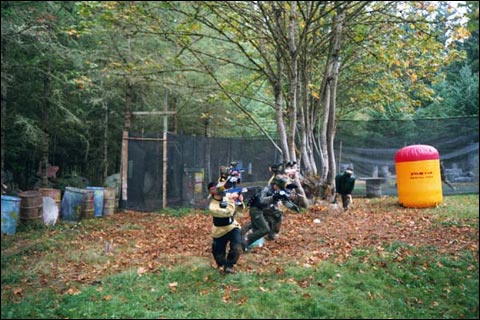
2;248;477;319
1;195;478;319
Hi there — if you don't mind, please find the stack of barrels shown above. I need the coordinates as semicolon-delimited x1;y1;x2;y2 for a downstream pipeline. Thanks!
2;186;118;235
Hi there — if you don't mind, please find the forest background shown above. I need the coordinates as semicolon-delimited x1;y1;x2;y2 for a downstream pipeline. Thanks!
1;1;479;206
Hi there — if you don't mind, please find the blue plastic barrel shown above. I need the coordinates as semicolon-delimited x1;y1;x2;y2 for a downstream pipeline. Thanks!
60;187;87;222
86;187;104;218
1;195;22;235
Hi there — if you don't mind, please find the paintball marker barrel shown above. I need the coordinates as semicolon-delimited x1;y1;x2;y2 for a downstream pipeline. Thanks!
283;199;300;212
225;186;261;195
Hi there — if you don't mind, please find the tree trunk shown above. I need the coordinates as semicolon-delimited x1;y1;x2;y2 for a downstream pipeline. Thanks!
326;7;345;187
103;101;109;183
272;6;289;159
286;1;298;165
1;57;6;190
1;33;6;191
121;81;132;202
41;62;51;188
320;79;330;182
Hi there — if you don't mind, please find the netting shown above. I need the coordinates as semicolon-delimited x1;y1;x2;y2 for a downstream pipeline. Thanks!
125;134;281;211
124;116;478;211
335;117;479;198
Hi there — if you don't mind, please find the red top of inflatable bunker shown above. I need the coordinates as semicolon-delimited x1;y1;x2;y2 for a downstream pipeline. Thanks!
395;144;439;163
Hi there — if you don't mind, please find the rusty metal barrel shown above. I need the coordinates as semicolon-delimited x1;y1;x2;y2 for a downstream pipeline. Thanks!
19;190;43;225
81;189;95;220
102;187;116;216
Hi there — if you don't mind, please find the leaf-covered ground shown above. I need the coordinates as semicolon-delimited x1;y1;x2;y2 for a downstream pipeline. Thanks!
2;197;478;296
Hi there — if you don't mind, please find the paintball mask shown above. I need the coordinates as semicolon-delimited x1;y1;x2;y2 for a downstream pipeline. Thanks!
270;163;284;175
209;182;229;207
285;161;296;168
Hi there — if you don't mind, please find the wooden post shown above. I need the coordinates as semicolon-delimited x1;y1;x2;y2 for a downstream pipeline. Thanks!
121;130;129;202
162;92;168;209
127;106;175;210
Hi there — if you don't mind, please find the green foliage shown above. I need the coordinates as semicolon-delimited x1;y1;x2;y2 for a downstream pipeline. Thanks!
339;2;472;120
54;175;89;190
462;1;479;34
416;65;479;117
1;1;97;188
2;1;478;189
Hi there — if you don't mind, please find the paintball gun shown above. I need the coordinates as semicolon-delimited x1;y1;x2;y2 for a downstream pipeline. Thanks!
225;185;261;206
225;186;261;195
273;189;300;212
283;199;301;212
273;189;290;201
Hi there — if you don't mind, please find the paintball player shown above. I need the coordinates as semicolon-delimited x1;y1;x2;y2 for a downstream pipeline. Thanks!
217;161;245;206
226;168;241;189
284;161;297;180
243;177;299;250
207;180;245;274
283;160;300;200
263;176;300;240
218;161;242;184
218;162;242;190
228;161;241;175
334;167;356;211
268;161;299;192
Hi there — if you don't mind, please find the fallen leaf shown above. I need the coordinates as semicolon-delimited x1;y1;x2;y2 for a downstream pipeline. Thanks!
237;296;249;305
13;288;23;295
